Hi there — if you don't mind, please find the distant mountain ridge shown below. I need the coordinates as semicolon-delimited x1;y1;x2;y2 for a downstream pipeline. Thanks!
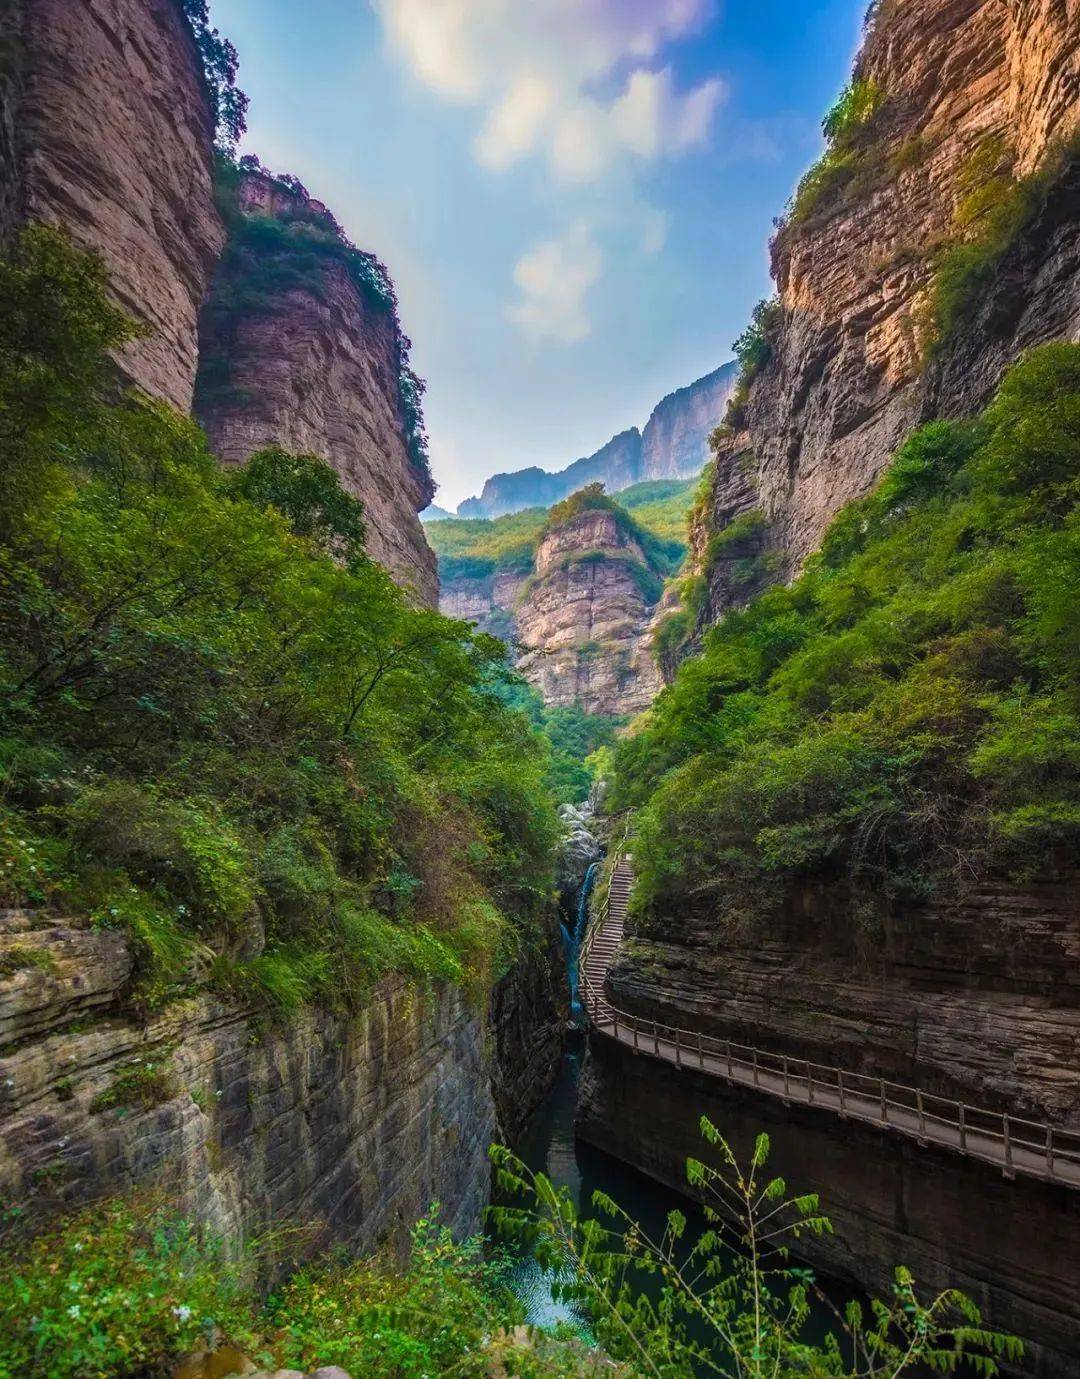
446;361;735;520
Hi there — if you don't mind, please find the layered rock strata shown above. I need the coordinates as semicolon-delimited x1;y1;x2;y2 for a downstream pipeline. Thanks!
708;0;1080;599
0;907;561;1248
609;872;1080;1125
195;172;437;603
0;0;225;411
515;510;663;716
578;1035;1080;1379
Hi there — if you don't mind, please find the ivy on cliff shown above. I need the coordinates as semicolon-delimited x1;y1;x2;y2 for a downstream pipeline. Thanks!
0;226;555;1014
610;344;1080;929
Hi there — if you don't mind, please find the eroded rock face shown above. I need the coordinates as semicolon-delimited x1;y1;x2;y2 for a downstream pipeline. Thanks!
195;173;438;604
610;873;1080;1123
578;1034;1080;1379
727;0;1080;581
490;911;568;1142
516;511;663;716
0;0;225;411
640;364;737;481
0;908;561;1250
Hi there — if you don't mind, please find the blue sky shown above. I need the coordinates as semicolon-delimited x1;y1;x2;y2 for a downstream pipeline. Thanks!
210;0;867;509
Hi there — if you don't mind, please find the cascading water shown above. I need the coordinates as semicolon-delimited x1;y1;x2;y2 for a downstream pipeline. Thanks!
562;859;598;1026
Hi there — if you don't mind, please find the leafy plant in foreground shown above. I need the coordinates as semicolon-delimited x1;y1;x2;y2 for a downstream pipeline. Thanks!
491;1121;1020;1378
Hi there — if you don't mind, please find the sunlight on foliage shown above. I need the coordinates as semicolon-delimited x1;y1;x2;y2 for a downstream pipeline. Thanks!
610;345;1080;928
0;226;557;1016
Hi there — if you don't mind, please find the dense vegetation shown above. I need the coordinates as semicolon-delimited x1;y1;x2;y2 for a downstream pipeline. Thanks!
198;157;432;488
0;227;557;1015
1;1138;1015;1379
504;686;625;804
610;345;1080;926
425;477;697;584
0;1198;558;1379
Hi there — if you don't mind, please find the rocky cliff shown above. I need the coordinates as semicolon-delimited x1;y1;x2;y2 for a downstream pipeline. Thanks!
515;507;663;716
195;170;438;603
700;0;1080;595
0;903;564;1248
0;909;492;1249
457;364;736;519
578;1035;1080;1379
0;0;225;411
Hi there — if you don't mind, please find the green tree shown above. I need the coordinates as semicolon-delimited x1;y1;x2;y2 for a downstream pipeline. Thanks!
491;1121;1020;1378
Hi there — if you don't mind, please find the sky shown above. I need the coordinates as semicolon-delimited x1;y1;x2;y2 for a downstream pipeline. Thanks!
210;0;868;510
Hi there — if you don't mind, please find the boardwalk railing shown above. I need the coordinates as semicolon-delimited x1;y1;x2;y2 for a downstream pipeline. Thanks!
580;853;1080;1191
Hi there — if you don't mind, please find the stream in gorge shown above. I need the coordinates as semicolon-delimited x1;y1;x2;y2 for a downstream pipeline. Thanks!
497;836;853;1347
499;837;714;1333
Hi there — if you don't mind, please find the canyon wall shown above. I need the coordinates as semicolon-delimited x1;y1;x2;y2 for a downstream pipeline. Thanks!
700;0;1080;597
195;171;438;603
610;871;1080;1127
0;904;563;1248
578;1034;1080;1379
515;508;664;716
0;909;493;1249
457;364;736;519
0;0;225;412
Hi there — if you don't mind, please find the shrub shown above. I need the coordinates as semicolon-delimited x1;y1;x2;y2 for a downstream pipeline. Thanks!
609;345;1080;925
726;300;782;427
89;1060;177;1115
788;78;888;226
492;1121;1020;1378
923;133;1080;353
266;1214;519;1379
0;1196;258;1377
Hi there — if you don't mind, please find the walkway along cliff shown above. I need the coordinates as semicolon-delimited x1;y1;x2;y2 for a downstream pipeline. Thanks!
576;1;1080;1375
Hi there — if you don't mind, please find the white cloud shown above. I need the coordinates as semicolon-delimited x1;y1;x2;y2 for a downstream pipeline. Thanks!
507;223;602;344
374;0;724;183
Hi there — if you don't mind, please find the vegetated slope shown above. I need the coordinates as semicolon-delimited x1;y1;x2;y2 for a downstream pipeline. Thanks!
0;229;562;1237
597;349;1080;1377
455;364;736;518
613;348;1080;927
195;161;438;603
428;477;696;585
695;0;1080;627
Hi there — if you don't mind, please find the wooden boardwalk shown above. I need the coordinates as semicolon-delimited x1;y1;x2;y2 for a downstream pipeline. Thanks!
580;855;1080;1191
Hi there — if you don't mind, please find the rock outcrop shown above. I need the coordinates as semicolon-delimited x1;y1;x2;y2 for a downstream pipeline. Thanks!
516;509;664;716
195;171;438;603
0;910;494;1249
457;364;736;519
0;904;563;1247
700;0;1080;605
0;0;225;411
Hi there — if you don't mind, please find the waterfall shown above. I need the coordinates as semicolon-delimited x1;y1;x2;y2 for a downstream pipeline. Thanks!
562;860;599;1026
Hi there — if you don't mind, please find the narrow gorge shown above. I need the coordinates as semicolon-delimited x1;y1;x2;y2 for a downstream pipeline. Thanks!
1;1;1079;1377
